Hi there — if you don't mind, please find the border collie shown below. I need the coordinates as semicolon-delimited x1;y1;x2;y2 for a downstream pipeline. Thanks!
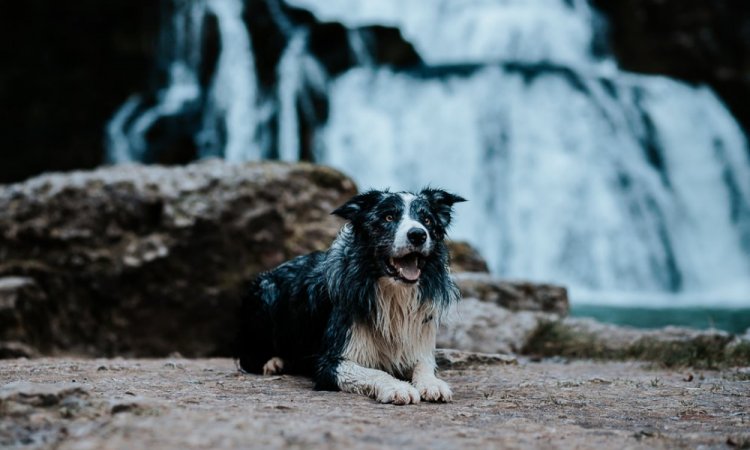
234;188;465;405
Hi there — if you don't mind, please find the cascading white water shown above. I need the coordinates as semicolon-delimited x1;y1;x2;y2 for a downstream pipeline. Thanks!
277;31;307;162
287;0;608;67
106;0;261;162
291;0;750;305
317;67;750;306
107;0;205;163
276;30;328;161
106;0;750;306
202;0;260;161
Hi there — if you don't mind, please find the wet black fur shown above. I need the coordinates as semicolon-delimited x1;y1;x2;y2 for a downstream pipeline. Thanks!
233;188;465;390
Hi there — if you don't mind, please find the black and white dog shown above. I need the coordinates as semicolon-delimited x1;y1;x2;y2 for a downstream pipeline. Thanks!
234;188;465;405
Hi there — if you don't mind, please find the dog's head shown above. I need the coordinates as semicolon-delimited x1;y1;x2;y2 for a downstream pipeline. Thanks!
332;188;466;284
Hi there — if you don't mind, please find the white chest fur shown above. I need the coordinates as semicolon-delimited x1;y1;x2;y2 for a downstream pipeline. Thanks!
342;278;437;377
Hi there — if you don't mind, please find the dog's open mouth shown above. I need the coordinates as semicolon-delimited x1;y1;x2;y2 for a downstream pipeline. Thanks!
386;253;426;283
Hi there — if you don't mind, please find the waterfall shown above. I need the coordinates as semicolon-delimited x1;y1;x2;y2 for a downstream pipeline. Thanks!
277;31;307;162
287;0;609;66
106;0;750;306
318;67;750;305
107;0;205;163
276;30;328;161
107;0;260;162
203;0;260;161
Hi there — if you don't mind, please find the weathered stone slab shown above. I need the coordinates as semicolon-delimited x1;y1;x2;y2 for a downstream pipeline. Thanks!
438;298;558;355
435;348;517;369
452;272;569;315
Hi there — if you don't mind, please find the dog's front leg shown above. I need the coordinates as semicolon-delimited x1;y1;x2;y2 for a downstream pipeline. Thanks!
336;360;420;405
411;358;453;402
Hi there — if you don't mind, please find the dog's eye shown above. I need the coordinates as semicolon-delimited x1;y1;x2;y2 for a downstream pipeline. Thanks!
385;215;394;222
423;216;431;226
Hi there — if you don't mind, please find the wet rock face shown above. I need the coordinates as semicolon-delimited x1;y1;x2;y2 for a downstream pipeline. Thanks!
592;0;750;132
0;160;357;357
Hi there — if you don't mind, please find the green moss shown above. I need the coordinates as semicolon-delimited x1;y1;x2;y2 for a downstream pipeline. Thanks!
726;341;750;367
628;335;731;369
523;321;750;369
523;321;624;360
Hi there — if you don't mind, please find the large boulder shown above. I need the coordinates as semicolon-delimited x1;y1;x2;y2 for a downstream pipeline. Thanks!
438;298;558;355
438;273;569;355
0;160;356;357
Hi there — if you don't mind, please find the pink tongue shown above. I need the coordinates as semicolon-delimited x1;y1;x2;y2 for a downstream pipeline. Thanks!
397;258;421;281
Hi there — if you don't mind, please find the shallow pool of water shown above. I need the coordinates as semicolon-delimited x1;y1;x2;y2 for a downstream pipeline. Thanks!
570;305;750;334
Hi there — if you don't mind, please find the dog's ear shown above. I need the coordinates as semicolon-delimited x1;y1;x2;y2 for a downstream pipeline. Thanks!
331;190;383;221
420;188;466;228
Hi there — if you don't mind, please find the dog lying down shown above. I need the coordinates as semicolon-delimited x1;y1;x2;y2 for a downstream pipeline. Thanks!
234;188;465;405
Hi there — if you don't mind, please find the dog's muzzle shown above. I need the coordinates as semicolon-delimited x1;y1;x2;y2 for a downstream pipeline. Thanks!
386;252;426;283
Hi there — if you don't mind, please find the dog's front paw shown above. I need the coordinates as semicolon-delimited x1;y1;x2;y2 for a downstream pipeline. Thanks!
375;380;421;405
262;357;284;375
414;378;452;402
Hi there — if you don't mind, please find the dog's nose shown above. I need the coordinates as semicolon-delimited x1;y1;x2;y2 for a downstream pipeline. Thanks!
407;228;427;246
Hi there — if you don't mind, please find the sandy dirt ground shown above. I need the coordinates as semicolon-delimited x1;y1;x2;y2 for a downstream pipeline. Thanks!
1;357;749;449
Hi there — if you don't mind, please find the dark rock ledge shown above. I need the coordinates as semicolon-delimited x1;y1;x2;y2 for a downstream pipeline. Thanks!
0;160;356;357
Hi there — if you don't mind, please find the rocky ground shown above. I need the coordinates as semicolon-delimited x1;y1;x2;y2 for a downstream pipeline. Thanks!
2;354;749;450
